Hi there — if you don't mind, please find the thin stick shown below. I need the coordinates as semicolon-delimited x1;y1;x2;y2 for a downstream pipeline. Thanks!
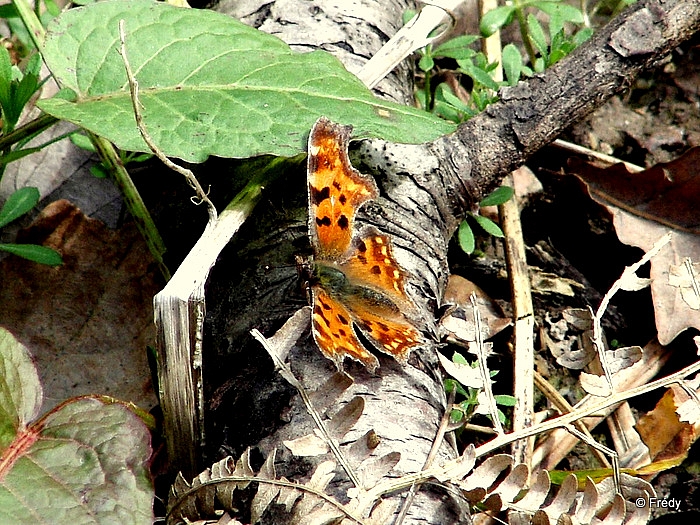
592;233;672;392
251;328;362;488
117;20;217;224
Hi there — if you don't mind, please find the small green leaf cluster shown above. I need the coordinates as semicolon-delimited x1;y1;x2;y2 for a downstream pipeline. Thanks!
0;31;62;266
415;0;593;122
0;48;41;135
482;0;592;72
0;186;62;265
415;34;510;122
444;351;517;427
458;185;514;255
0;5;67;173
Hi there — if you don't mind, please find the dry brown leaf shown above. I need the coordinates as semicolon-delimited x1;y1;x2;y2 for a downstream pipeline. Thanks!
364;498;398;525
441;275;512;339
570;148;700;234
511;469;551;514
167;452;255;524
576;477;600;525
308;372;354;414
546;308;596;370
636;385;700;467
675;374;700;424
354;451;401;491
595;474;654;525
530;267;585;297
277;477;301;513
492;463;529;505
289;460;338;522
345;429;382;465
540;474;577;520
0;200;160;410
580;346;643;396
570;152;700;344
458;454;513;491
283;432;329;457
328;397;365;440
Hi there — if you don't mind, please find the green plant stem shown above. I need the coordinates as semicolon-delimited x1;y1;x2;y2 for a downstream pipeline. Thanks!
91;133;170;280
423;68;432;111
11;0;45;49
0;113;59;151
513;0;537;66
11;0;169;280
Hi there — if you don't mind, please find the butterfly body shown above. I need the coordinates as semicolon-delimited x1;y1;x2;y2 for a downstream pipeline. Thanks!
306;117;426;372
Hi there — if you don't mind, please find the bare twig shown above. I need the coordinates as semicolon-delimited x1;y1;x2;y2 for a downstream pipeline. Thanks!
117;19;217;224
359;357;700;501
564;424;621;494
469;293;504;434
251;327;362;488
592;233;672;392
533;370;611;468
552;139;645;173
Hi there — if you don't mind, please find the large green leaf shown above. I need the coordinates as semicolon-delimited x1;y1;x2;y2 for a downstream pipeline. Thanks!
0;327;153;524
38;0;455;162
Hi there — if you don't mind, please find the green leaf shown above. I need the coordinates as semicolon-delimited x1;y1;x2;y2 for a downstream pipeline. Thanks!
0;146;46;167
473;214;504;238
501;44;522;86
452;351;469;366
527;14;549;63
0;328;42;451
0;327;153;524
0;243;63;265
533;1;585;25
418;53;434;72
459;62;500;92
458;220;475;254
480;5;516;37
432;35;480;60
479;185;514;207
0;187;40;228
436;83;470;112
0;50;42;132
69;132;97;152
445;378;468;398
90;164;109;178
495;394;517;407
38;0;455;163
0;4;18;18
573;27;594;47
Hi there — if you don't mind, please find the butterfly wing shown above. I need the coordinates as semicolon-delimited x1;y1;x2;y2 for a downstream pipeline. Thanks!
307;117;378;260
341;227;414;306
345;299;425;364
307;117;427;371
311;286;380;372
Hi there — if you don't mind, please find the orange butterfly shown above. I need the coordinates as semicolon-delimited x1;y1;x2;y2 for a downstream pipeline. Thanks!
306;117;426;372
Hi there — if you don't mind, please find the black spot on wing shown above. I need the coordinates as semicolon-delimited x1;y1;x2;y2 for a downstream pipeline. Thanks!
310;185;330;206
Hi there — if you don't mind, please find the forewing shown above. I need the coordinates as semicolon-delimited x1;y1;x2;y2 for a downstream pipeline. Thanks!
307;117;379;260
